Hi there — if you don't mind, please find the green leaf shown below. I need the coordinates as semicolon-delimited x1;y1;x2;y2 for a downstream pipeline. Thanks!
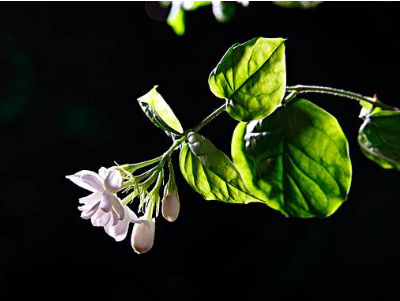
273;1;323;9
232;98;352;218
138;86;184;135
209;37;286;122
167;2;186;36
187;1;212;10
358;110;400;170
179;132;263;204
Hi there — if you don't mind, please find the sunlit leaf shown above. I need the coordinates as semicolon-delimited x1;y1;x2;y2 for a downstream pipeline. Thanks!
358;110;400;170
209;37;286;122
232;98;352;218
138;86;184;135
167;2;186;36
187;1;212;10
179;132;263;204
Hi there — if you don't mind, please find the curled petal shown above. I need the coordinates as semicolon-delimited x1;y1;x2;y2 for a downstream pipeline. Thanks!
110;209;119;226
78;200;99;213
81;173;105;192
79;192;102;205
96;212;112;227
112;197;125;220
104;207;131;242
90;208;107;226
81;206;99;220
104;169;122;193
128;209;150;227
99;192;116;212
98;167;108;180
66;170;105;192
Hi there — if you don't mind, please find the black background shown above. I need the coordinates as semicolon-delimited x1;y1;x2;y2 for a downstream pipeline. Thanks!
0;2;399;300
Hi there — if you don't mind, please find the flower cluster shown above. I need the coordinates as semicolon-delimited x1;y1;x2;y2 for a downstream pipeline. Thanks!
66;160;180;254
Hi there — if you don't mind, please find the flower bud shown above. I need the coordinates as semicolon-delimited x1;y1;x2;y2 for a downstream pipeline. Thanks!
162;194;180;222
131;219;155;254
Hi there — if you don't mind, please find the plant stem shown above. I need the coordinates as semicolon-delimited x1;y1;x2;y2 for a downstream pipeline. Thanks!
286;85;398;111
151;105;227;164
191;104;226;132
161;135;187;161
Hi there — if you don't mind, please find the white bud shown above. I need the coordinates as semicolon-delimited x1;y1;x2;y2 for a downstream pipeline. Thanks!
131;219;155;254
162;194;180;222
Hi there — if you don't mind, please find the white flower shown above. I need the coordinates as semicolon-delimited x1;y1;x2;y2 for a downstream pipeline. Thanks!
66;167;147;242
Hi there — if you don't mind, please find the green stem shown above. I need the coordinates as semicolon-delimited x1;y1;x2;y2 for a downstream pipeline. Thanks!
191;104;226;132
161;135;187;162
286;85;398;111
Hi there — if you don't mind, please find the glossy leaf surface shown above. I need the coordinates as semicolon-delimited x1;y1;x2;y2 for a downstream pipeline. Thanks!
179;132;262;204
232;98;352;218
358;110;400;170
209;37;286;122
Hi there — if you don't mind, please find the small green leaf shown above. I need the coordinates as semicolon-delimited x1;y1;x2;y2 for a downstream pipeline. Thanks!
209;37;286;122
179;132;263;204
232;98;352;218
138;86;184;135
167;2;186;36
358;110;400;170
273;1;323;9
187;1;212;10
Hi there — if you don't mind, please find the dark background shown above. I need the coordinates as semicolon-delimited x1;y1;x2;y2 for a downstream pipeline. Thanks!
0;2;399;300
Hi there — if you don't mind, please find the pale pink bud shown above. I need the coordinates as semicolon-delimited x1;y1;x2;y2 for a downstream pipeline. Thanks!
131;218;155;254
162;194;180;222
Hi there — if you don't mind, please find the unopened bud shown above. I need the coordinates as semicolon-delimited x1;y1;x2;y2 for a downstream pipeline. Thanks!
131;219;155;254
162;194;180;222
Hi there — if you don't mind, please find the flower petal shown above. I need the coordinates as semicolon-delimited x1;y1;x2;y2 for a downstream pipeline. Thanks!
110;209;119;226
79;192;102;205
78;200;99;212
104;207;131;242
99;192;115;212
96;212;112;227
90;209;106;226
66;170;105;192
81;206;99;220
98;167;108;180
128;210;150;227
112;197;125;220
104;169;122;193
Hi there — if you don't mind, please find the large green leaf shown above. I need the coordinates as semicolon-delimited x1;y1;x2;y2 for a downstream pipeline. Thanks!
209;37;286;122
138;86;183;135
232;98;352;218
358;110;400;170
179;132;263;204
